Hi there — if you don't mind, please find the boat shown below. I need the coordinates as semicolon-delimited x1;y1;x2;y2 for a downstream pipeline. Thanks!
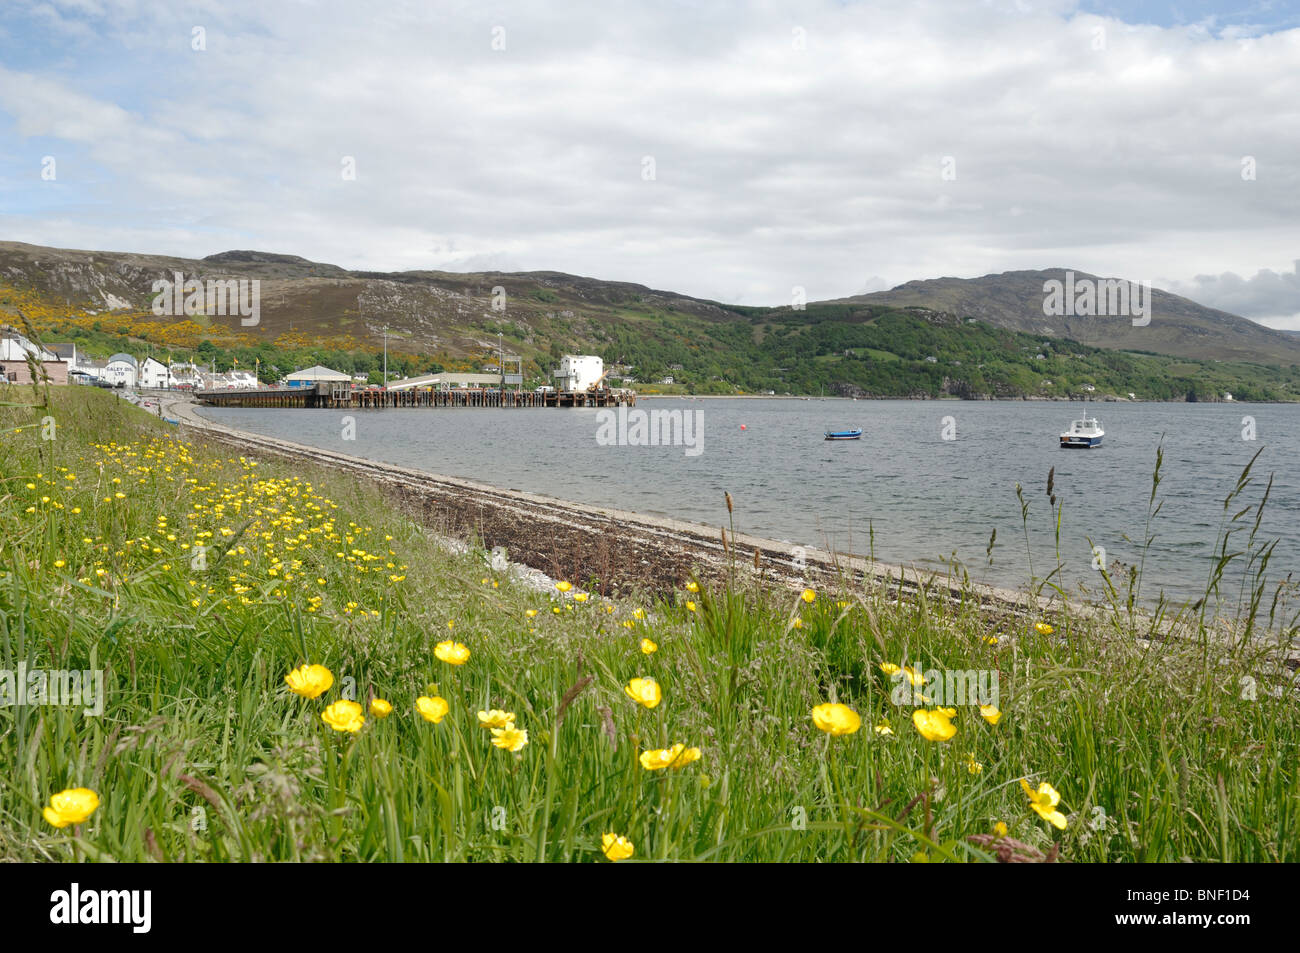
1060;417;1104;448
825;429;863;441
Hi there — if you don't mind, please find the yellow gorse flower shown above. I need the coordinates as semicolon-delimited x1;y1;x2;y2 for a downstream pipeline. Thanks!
43;787;100;828
369;698;393;718
322;699;365;733
477;709;515;729
602;832;634;861
912;708;957;742
434;640;470;665
491;723;529;752
624;677;662;709
1020;779;1068;829
285;663;334;699
416;695;450;723
639;744;701;771
811;702;861;736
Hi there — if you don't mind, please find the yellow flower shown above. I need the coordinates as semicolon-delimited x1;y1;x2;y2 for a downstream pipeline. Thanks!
477;709;515;729
801;588;816;603
685;580;699;593
966;756;984;775
994;821;1009;837
1020;778;1068;829
491;723;529;752
685;601;697;613
573;592;589;602
879;662;900;675
369;698;393;718
624;677;663;709
322;699;365;733
811;702;861;736
601;832;634;861
43;788;100;828
874;722;894;736
1034;621;1054;635
285;663;334;699
639;638;658;655
525;609;538;618
791;617;803;629
639;744;701;771
434;640;470;665
555;581;572;593
912;708;957;742
416;695;450;723
980;704;1002;725
633;608;646;620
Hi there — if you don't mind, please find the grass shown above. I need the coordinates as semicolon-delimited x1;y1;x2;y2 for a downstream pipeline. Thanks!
0;386;1296;862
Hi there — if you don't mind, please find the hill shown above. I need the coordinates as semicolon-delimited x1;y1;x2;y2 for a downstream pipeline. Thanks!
1;241;1298;400
826;269;1300;366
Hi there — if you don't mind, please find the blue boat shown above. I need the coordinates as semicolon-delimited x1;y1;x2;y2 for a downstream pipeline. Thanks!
824;429;863;440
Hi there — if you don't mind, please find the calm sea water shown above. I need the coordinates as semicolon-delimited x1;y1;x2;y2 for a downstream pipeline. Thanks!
198;398;1300;606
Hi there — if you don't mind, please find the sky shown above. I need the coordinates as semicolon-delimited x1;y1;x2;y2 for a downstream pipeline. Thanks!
0;0;1297;327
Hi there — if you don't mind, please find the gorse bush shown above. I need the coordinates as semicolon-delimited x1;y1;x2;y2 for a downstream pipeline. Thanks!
0;388;1295;861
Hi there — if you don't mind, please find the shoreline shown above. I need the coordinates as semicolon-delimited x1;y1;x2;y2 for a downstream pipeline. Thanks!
160;394;1044;614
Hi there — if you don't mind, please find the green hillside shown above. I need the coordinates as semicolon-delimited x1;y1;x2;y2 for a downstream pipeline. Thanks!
3;241;1298;400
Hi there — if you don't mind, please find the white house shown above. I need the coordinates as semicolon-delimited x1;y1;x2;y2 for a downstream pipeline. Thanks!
202;369;259;390
75;359;108;383
168;362;205;389
139;356;170;388
0;329;67;384
103;353;138;387
0;329;58;363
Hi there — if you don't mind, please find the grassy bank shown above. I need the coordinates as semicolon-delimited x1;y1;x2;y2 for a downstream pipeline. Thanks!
0;386;1296;862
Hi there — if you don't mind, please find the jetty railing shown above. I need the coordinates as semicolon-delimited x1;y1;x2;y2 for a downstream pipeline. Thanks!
194;383;637;409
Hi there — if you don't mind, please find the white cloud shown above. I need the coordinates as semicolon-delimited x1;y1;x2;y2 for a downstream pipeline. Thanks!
1166;261;1300;329
0;0;1296;313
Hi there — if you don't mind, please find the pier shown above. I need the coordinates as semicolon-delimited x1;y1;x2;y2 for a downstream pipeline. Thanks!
194;383;637;409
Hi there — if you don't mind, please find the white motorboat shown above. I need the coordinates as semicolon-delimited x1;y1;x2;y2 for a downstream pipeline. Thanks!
1060;417;1104;448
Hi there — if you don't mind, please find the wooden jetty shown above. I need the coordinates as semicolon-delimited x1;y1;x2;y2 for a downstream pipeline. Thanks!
195;383;637;410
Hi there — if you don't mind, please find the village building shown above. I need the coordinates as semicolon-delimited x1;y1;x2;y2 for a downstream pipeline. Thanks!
284;365;351;387
104;353;139;387
387;372;502;391
0;328;69;384
139;356;171;389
